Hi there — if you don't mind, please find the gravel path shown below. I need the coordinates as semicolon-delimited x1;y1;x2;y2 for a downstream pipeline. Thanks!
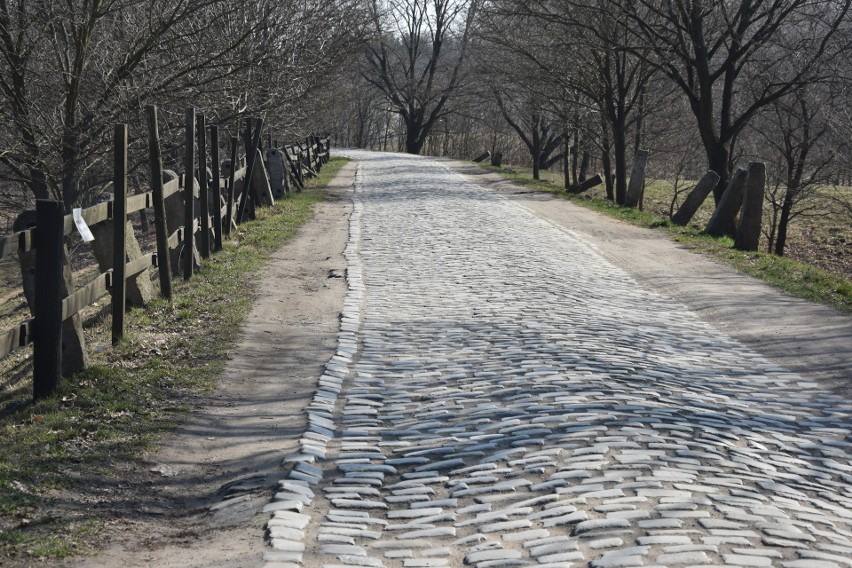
262;151;852;568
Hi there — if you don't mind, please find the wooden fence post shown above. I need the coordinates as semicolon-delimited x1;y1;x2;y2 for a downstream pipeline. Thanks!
146;105;172;300
226;135;238;235
33;200;64;400
183;107;195;279
211;125;223;252
236;119;252;224
197;113;210;258
237;118;263;223
282;146;303;192
297;144;306;186
112;124;128;345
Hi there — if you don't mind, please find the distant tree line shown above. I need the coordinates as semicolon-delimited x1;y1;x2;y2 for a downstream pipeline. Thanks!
0;0;366;216
339;0;852;258
2;0;849;259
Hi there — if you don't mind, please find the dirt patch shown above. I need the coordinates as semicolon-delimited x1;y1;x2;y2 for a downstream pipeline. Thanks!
56;162;355;568
440;158;852;396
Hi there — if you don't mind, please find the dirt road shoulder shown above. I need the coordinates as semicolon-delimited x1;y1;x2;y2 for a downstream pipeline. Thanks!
59;161;355;568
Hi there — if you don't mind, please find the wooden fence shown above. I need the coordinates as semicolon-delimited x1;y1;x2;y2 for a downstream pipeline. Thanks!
0;106;330;400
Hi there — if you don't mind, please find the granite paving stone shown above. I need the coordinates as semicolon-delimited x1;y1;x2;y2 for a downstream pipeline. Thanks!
258;151;852;568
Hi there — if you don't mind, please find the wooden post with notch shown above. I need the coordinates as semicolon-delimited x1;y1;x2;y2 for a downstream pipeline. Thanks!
183;107;195;279
112;124;128;345
146;105;172;300
33;200;64;400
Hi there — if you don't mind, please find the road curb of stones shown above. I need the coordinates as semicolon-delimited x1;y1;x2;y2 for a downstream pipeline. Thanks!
260;164;367;567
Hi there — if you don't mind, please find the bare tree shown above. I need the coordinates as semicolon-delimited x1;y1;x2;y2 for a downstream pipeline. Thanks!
752;89;837;256
0;0;365;210
618;0;852;203
478;0;657;203
489;87;564;179
363;0;480;154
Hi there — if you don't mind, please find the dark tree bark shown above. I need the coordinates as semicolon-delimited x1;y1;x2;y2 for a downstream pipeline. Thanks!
600;115;614;200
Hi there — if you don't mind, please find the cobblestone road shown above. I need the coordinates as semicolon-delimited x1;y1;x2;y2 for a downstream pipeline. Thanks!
262;152;852;568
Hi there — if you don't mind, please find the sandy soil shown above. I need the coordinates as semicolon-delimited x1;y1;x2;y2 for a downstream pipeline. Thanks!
54;155;850;567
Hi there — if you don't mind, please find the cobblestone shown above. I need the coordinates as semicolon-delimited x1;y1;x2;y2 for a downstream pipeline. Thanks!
260;152;852;568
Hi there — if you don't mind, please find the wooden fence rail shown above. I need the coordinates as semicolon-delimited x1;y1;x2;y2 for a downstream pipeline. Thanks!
0;106;330;400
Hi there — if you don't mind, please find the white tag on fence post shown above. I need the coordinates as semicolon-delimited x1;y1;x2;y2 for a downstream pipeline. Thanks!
72;208;95;242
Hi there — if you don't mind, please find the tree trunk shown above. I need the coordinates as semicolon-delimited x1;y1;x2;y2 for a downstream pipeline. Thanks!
570;127;579;186
774;189;795;256
613;124;628;205
579;150;590;183
633;87;646;158
600;117;614;200
531;119;541;181
404;112;425;154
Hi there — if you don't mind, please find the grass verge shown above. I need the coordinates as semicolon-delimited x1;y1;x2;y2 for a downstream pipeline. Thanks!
482;163;852;313
0;157;349;563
